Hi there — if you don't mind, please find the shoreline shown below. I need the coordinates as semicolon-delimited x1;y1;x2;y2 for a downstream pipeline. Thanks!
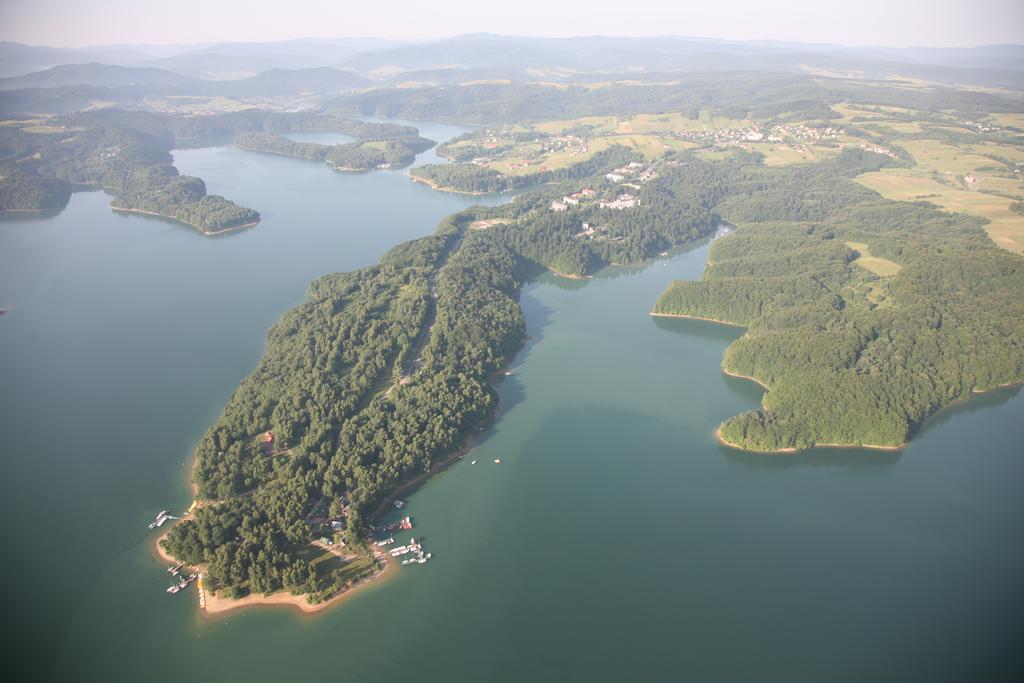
154;353;515;619
110;206;259;236
649;311;746;328
368;363;513;521
152;527;397;617
548;268;591;280
720;366;771;391
201;548;395;617
714;426;907;454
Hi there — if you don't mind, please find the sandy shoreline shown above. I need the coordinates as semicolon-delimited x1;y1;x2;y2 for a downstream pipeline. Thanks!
201;549;395;616
153;527;396;617
649;311;746;327
154;358;515;619
720;366;771;391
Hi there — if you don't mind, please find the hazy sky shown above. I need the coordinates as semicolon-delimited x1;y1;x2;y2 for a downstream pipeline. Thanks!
2;0;1022;48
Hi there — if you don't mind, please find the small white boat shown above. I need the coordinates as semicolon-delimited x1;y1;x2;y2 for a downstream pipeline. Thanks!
471;460;477;464
494;459;502;464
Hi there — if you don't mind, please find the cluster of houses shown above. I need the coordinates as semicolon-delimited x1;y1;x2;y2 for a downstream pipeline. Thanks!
766;124;841;142
853;143;898;158
463;130;591;169
550;187;597;212
599;193;639;210
673;124;840;147
605;160;646;182
962;120;1002;134
550;186;640;212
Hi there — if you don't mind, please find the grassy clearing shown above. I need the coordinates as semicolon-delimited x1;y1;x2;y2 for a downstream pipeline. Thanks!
964;143;1024;164
899;139;1002;175
748;142;832;166
485;133;686;175
857;168;1024;254
844;241;903;276
988;113;1024;129
533;111;752;136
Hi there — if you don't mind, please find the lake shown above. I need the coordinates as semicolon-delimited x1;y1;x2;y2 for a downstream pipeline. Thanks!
1;120;1022;681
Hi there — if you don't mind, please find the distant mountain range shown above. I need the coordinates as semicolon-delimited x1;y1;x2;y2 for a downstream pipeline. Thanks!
0;34;1020;115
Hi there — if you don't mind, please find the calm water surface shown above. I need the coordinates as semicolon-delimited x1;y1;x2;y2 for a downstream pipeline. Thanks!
1;121;1022;681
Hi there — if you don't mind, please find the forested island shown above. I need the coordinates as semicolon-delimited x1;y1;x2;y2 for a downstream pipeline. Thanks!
111;172;259;232
234;131;435;171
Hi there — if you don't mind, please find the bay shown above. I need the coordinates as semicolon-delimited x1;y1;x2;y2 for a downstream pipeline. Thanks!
1;122;1021;681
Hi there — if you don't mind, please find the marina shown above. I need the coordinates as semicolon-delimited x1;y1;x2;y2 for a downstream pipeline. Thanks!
147;510;180;529
165;573;197;595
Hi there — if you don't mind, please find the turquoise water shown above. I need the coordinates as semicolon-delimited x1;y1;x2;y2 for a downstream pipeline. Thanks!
1;123;1022;681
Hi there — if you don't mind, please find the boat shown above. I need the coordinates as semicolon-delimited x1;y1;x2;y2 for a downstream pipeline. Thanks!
399;517;413;530
167;563;183;576
394;500;405;509
148;510;169;529
494;459;502;464
471;460;477;464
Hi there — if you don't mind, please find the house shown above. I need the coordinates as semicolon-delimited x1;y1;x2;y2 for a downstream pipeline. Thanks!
600;193;639;210
606;173;625;182
550;201;568;212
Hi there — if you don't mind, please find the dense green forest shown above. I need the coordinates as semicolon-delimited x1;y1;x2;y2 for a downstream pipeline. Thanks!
0;173;71;211
652;150;1024;450
111;172;260;232
234;132;332;161
326;136;434;171
233;130;434;170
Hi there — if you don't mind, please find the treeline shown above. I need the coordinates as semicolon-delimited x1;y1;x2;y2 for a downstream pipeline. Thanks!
652;149;1024;450
324;74;1023;125
61;109;419;146
234;132;332;161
